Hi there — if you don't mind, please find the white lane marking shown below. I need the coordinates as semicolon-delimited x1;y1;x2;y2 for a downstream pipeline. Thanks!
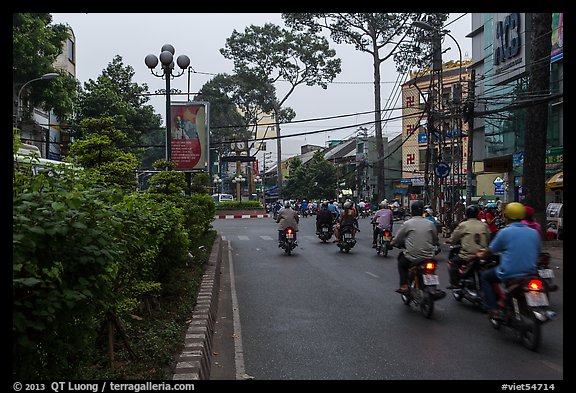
238;235;250;241
365;271;379;278
260;235;273;240
227;241;246;380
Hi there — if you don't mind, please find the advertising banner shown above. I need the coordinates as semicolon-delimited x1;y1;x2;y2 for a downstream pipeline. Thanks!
170;101;208;171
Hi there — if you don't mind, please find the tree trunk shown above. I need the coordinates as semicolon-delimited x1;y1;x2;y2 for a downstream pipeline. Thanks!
373;49;385;202
523;13;552;240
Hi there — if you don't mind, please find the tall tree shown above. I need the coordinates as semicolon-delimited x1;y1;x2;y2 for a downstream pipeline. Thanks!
283;13;448;202
74;55;161;149
220;23;341;193
523;13;552;238
13;13;79;124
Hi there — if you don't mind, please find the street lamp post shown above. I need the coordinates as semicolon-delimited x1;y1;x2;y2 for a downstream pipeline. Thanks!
15;72;59;129
213;174;222;197
232;175;246;202
254;175;262;205
145;45;190;162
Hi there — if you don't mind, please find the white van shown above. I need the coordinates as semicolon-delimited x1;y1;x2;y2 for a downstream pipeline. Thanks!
14;143;80;175
211;193;234;204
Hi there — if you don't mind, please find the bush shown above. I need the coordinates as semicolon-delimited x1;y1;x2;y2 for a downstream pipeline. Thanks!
217;200;263;210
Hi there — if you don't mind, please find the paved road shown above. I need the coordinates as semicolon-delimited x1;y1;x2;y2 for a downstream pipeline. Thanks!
209;216;563;381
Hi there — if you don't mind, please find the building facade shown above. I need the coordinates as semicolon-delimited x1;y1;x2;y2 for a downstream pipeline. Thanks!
467;13;563;205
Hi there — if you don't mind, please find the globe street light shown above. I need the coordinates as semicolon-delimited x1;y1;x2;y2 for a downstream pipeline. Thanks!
145;44;190;162
15;72;59;129
254;175;263;204
232;175;246;202
213;174;223;197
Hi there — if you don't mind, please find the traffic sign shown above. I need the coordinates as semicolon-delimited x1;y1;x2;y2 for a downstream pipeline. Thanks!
434;162;450;178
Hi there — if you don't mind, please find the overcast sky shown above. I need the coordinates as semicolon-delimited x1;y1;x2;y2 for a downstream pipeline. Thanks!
50;13;472;160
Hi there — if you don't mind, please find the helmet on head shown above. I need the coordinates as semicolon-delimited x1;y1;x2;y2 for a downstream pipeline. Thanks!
284;201;291;208
379;200;388;209
411;200;425;217
322;200;329;208
524;205;535;220
504;202;525;220
343;201;352;209
465;204;480;219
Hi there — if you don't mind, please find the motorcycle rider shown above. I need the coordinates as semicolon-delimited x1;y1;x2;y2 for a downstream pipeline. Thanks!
316;200;335;234
334;201;356;243
446;204;491;289
276;200;300;246
371;200;393;248
391;200;440;294
476;202;541;320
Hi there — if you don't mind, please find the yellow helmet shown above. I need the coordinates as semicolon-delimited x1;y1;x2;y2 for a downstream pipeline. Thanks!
504;202;526;220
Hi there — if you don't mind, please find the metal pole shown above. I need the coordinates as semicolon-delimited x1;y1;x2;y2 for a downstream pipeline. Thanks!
165;72;171;162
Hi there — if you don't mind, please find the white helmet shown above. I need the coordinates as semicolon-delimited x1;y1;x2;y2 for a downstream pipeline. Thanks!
284;201;291;208
379;200;388;209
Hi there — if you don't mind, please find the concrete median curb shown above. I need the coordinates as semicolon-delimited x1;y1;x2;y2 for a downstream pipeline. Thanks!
172;235;222;380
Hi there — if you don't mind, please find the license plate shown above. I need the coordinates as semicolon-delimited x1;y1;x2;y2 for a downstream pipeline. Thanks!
383;236;391;241
525;291;549;307
286;233;294;239
344;233;352;239
322;228;328;233
539;269;554;279
422;274;439;286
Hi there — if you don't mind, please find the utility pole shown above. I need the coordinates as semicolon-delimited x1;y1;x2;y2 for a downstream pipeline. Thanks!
465;70;476;206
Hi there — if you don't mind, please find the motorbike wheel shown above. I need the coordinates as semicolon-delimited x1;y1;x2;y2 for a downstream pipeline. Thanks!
286;246;292;256
420;293;435;318
519;309;542;351
401;292;411;305
383;242;389;257
452;290;464;302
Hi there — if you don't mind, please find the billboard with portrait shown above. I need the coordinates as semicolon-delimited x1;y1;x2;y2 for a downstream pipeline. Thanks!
170;101;209;171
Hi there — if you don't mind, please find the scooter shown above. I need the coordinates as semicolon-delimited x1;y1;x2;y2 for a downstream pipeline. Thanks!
279;227;297;255
399;255;446;318
447;245;492;310
318;223;334;243
488;274;557;351
337;225;356;253
376;227;393;257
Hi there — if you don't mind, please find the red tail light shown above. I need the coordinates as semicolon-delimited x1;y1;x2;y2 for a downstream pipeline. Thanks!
286;228;293;234
528;279;543;291
384;230;391;237
425;261;435;271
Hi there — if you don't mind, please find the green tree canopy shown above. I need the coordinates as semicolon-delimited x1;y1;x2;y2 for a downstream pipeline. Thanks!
282;150;337;200
74;55;162;149
282;13;448;201
13;13;80;124
220;23;341;190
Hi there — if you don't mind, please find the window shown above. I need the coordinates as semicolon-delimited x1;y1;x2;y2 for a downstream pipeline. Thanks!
67;38;75;64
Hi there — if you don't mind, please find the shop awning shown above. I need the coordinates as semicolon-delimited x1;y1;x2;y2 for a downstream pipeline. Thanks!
545;171;563;192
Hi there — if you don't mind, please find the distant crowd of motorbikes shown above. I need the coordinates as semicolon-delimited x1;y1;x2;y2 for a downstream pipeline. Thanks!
267;199;559;351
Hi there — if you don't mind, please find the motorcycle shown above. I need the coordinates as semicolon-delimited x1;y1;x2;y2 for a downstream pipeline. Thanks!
488;274;557;351
399;254;446;318
337;225;356;253
447;245;493;310
537;252;559;294
279;227;297;255
318;222;334;243
376;227;393;257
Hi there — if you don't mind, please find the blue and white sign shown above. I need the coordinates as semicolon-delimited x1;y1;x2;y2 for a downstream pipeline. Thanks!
434;162;450;178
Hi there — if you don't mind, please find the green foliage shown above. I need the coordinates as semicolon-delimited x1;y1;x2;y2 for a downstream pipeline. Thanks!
13;134;216;379
282;150;336;200
13;13;80;124
13;165;125;379
74;55;161;147
217;200;263;210
67;118;139;192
